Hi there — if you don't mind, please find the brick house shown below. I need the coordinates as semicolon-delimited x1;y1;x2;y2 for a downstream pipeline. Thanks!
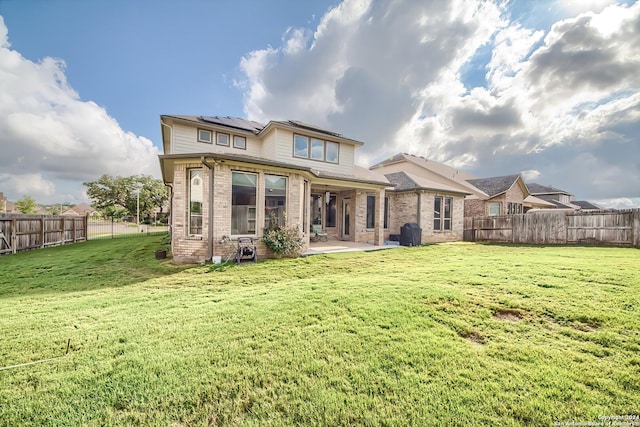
370;154;554;234
159;116;391;263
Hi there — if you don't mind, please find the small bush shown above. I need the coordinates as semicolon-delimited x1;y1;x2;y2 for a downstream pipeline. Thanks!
262;224;304;258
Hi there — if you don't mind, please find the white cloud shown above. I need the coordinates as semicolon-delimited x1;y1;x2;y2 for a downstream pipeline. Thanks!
0;16;159;204
237;0;640;205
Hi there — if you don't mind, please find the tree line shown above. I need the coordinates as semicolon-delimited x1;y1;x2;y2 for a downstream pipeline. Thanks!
9;175;169;222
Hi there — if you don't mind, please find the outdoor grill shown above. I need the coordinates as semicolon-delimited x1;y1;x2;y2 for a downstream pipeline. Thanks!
400;223;422;246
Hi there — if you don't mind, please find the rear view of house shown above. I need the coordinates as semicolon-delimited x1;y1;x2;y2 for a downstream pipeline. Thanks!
159;116;390;262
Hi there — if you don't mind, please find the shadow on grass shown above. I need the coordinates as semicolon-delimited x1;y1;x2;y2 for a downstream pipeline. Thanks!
0;235;193;298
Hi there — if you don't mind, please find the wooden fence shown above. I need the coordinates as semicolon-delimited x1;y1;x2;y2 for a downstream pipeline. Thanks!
0;214;88;255
464;209;640;247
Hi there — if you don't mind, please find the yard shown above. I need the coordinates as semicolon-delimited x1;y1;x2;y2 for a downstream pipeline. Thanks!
0;238;638;426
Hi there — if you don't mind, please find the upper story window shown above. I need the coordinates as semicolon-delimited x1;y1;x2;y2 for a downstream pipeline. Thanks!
233;135;246;150
293;134;339;164
217;132;230;147
198;129;212;143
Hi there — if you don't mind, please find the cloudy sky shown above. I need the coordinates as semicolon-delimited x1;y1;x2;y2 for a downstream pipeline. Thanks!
0;0;638;208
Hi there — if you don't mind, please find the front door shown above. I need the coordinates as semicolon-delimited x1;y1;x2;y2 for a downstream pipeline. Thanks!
342;198;351;240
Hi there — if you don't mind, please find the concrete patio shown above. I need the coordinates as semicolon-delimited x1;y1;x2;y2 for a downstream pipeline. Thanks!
303;239;401;256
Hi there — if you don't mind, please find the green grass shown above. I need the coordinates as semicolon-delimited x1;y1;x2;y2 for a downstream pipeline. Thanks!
0;240;638;426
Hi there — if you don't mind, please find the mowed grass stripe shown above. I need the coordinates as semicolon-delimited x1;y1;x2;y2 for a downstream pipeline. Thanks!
1;240;638;425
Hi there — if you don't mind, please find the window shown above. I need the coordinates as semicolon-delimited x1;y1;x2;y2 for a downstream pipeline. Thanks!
326;194;337;227
326;141;339;163
265;175;286;229
434;196;452;231
366;195;375;229
231;172;257;234
383;196;389;229
434;197;441;230
507;202;522;215
444;197;452;230
216;133;230;147
488;202;502;216
188;169;203;235
310;138;324;160
294;135;309;158
293;134;340;164
198;129;212;143
233;135;246;149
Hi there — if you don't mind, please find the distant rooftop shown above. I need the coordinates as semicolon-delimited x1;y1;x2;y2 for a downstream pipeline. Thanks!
466;174;522;198
527;183;572;195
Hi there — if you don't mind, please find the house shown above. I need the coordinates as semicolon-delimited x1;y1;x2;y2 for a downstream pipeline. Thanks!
526;183;580;210
370;154;554;238
0;192;7;213
158;116;391;263
369;155;472;242
61;203;99;217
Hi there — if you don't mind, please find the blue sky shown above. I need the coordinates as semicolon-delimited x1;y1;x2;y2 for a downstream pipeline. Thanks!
0;0;638;208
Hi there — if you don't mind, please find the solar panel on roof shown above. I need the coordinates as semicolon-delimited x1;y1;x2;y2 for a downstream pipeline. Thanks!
200;116;264;133
287;120;342;137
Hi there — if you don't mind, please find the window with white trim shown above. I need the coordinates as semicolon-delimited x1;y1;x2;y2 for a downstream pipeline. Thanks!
488;202;502;216
233;135;246;149
217;132;230;147
188;169;203;235
198;129;212;143
434;196;452;231
293;134;339;164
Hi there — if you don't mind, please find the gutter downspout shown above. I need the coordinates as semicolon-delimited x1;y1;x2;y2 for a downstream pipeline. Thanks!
416;190;422;228
201;156;215;262
166;183;173;245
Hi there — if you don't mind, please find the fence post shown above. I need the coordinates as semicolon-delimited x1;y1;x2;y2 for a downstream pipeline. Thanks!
633;209;640;247
11;217;16;254
40;217;45;248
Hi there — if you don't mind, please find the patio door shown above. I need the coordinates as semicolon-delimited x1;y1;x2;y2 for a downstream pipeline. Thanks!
342;198;351;240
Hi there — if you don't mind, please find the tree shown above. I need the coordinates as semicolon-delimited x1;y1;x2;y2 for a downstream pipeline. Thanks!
83;175;168;220
15;195;37;214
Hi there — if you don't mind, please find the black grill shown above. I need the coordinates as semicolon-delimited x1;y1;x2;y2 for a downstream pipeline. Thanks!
400;223;422;246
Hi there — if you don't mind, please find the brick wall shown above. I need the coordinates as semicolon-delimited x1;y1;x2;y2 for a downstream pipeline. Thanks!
464;199;486;218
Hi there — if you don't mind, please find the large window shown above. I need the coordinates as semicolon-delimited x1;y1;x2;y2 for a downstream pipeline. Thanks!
293;134;339;164
488;202;502;216
188;169;203;235
366;195;375;229
231;172;257;234
265;175;286;229
434;196;452;231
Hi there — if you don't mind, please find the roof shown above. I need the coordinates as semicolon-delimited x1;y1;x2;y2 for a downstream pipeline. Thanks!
523;195;556;207
159;152;391;188
573;200;601;210
466;174;522;198
200;116;265;134
384;171;471;195
371;153;477;181
527;183;572;196
161;115;364;146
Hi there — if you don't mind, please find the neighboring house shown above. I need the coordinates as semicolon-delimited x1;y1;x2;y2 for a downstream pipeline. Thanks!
526;183;581;210
369;156;472;242
572;200;602;211
62;203;99;217
0;192;6;213
159;115;391;262
370;154;553;237
464;175;554;216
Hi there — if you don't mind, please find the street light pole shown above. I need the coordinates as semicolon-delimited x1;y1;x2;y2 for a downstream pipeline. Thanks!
137;188;140;231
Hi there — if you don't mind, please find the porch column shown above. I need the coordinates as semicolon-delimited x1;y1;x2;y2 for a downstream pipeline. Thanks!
374;188;385;246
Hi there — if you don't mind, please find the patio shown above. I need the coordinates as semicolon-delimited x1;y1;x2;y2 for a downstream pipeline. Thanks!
303;239;401;256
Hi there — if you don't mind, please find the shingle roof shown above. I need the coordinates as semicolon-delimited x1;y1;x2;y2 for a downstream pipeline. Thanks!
527;183;572;195
384;171;471;195
371;153;477;181
199;116;265;133
573;200;601;210
466;174;522;197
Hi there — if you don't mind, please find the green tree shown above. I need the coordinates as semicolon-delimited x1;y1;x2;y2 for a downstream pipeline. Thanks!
15;195;37;214
83;175;168;220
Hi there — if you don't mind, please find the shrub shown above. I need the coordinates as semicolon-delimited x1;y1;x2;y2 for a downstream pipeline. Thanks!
262;223;304;258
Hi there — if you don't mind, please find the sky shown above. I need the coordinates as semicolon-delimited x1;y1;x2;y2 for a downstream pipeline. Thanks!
0;0;638;209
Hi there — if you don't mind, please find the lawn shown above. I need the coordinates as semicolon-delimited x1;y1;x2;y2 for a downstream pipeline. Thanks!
0;238;638;426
